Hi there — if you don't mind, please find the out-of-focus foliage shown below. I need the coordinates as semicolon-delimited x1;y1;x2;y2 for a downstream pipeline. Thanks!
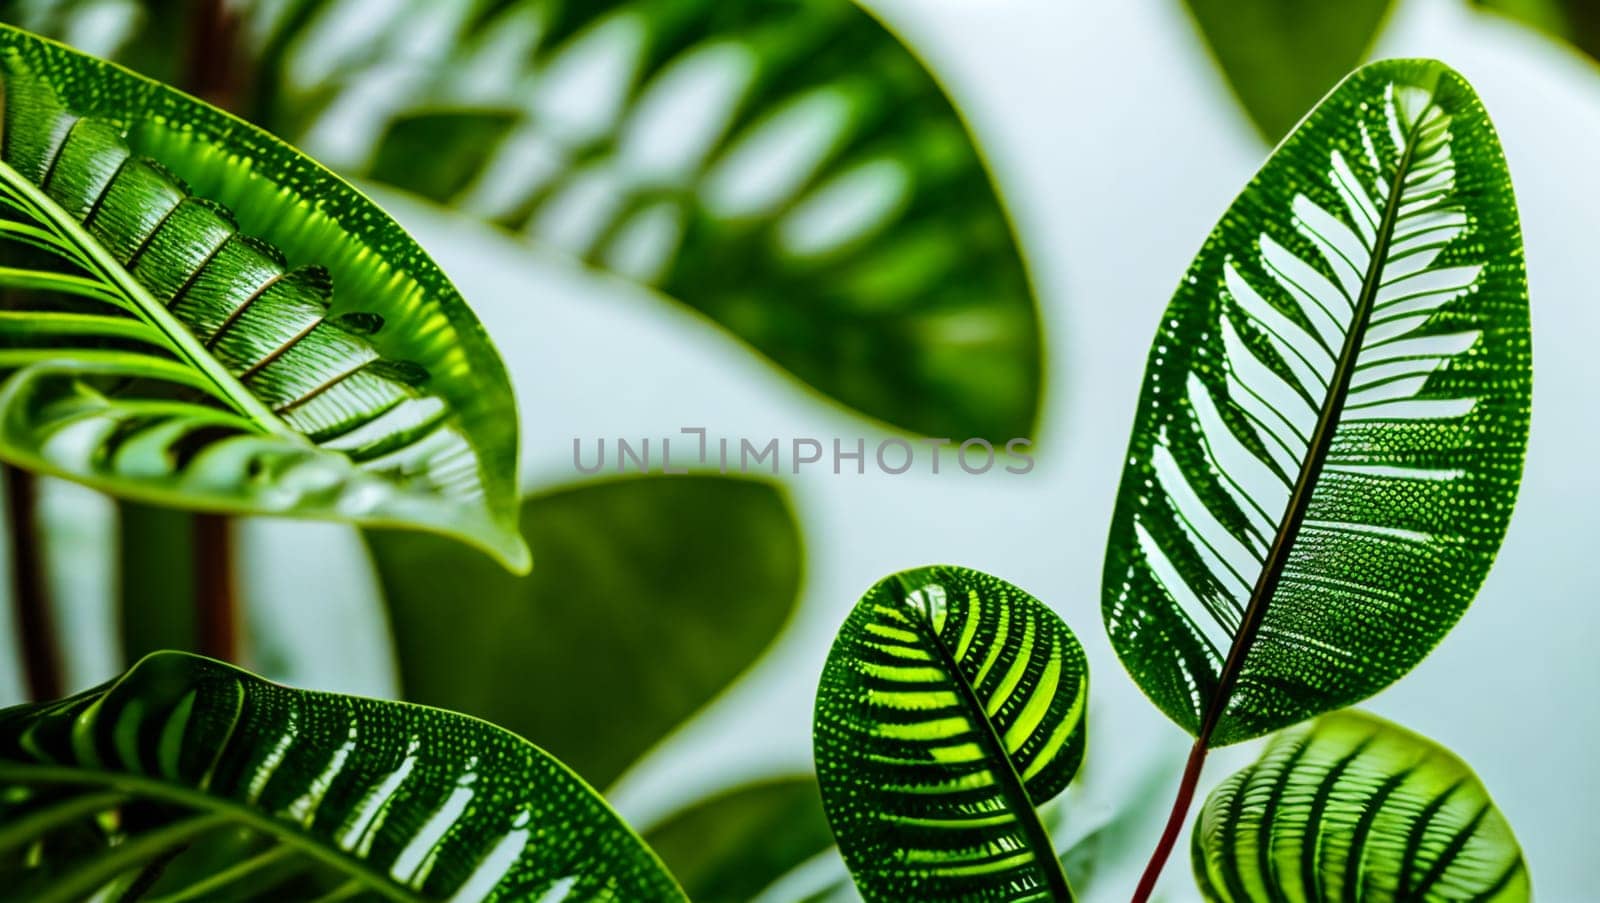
1;0;1045;442
1182;0;1395;141
1193;710;1530;902
1474;0;1600;62
368;474;803;791
0;23;527;568
644;776;835;902
0;651;686;901
1103;59;1529;746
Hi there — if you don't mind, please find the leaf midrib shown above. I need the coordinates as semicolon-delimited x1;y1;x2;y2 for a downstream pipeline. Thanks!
0;158;306;444
0;762;424;903
1198;96;1432;745
894;579;1075;900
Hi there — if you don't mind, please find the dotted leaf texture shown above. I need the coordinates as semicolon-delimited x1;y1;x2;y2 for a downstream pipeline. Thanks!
814;566;1089;902
1101;59;1531;747
1192;709;1530;902
0;0;1045;443
0;651;685;901
0;24;527;571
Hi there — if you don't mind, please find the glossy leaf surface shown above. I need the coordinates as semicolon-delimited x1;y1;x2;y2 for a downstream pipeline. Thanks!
815;566;1088;901
1193;710;1530;902
2;0;1045;442
368;475;802;790
0;25;526;570
1103;59;1530;746
1183;0;1396;141
0;651;684;901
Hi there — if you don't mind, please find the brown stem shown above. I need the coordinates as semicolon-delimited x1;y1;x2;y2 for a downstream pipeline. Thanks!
193;513;238;663
5;464;62;701
1130;739;1209;903
183;0;244;111
182;0;244;666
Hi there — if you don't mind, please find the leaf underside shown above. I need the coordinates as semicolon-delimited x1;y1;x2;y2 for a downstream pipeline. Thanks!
1102;59;1530;746
0;25;525;569
814;566;1088;902
1192;710;1530;902
3;0;1045;442
0;651;684;902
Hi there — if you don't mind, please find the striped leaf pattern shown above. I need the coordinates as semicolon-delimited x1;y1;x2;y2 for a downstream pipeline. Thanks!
0;25;526;570
1103;59;1530;745
1192;710;1530;902
814;566;1088;901
0;651;685;901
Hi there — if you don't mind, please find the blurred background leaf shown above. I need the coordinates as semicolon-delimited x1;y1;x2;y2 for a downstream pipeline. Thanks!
1181;0;1396;141
367;473;803;791
644;775;835;902
2;0;1045;442
1473;0;1600;62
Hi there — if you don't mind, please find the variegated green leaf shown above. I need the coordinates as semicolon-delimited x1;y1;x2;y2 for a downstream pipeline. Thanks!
814;566;1088;901
0;24;526;571
1103;59;1530;748
0;651;685;901
1193;710;1530;902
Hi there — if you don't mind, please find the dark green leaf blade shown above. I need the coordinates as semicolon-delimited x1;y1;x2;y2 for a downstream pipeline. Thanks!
367;475;803;791
1102;59;1531;746
1183;0;1396;141
1192;710;1530;902
0;651;686;901
0;24;526;570
644;776;834;903
814;566;1088;901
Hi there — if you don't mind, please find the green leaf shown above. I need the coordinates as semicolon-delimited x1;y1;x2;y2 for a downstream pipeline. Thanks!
0;651;685;901
1102;59;1530;747
1473;0;1600;63
367;474;802;790
340;0;1043;442
0;25;527;571
1183;0;1396;141
814;566;1089;901
1192;709;1530;902
644;776;834;903
16;0;1040;442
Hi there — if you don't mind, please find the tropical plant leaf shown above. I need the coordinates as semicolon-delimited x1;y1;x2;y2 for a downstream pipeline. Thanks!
1472;0;1600;63
1102;58;1530;748
1181;0;1396;141
0;24;527;570
0;650;686;901
3;0;1045;442
643;775;834;903
814;566;1089;901
1192;709;1530;902
367;474;803;791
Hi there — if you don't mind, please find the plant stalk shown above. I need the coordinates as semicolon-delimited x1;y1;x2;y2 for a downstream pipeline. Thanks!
4;463;62;700
1130;738;1209;903
193;513;238;662
181;0;245;667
